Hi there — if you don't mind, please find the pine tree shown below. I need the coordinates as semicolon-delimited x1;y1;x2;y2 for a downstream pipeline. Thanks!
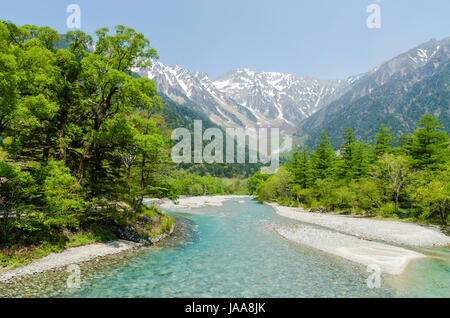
408;114;449;170
373;124;393;160
339;128;369;180
289;146;313;188
311;131;336;179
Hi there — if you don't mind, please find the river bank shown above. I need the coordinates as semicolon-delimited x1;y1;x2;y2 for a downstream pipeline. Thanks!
270;204;450;247
158;195;249;210
160;196;443;275
0;240;142;282
0;196;448;297
0;196;250;286
270;203;450;275
0;216;175;283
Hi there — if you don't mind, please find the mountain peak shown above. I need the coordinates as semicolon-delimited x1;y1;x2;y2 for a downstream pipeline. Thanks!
136;61;350;130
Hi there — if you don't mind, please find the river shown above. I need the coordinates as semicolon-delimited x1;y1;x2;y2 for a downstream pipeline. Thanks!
52;197;449;297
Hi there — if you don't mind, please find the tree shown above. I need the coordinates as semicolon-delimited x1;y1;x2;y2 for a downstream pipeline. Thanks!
0;21;177;247
412;165;449;225
311;131;336;179
0;162;35;221
373;124;393;160
41;160;83;228
247;171;269;194
374;154;411;212
288;146;313;188
74;26;159;191
0;21;20;136
350;179;382;214
255;167;294;203
407;114;449;170
131;108;172;212
413;180;449;225
2;24;62;165
338;128;369;180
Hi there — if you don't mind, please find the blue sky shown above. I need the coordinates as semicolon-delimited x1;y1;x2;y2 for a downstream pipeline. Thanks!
1;0;449;79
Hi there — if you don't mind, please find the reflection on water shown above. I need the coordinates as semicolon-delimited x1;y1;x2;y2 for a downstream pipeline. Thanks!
2;197;449;297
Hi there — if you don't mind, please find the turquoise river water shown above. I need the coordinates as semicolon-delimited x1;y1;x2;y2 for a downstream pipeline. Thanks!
59;197;449;297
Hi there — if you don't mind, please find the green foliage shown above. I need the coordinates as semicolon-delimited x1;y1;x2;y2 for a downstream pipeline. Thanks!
412;166;450;224
373;124;393;160
350;179;382;214
0;21;193;259
287;146;313;188
253;114;449;225
41;160;83;228
247;171;269;194
406;114;449;170
310;131;336;179
255;167;294;203
373;154;412;212
337;128;369;180
163;170;245;197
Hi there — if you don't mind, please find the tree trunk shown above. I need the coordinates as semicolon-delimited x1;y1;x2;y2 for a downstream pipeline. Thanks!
394;193;399;212
440;198;448;225
76;144;90;184
133;153;146;213
58;122;67;162
42;133;52;165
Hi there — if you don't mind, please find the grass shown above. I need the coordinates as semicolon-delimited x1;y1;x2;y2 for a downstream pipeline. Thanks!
131;206;175;239
0;228;117;272
66;229;117;248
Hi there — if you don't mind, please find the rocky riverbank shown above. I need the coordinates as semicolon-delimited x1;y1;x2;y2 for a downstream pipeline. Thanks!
270;203;450;275
0;215;176;283
158;195;249;210
0;240;142;282
270;204;450;247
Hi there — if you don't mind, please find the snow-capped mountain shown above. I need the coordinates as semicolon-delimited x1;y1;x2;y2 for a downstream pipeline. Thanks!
135;37;448;134
213;69;349;125
135;62;259;128
135;62;352;130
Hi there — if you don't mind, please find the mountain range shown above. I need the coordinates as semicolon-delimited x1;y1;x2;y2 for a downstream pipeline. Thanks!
296;37;450;147
135;62;353;129
136;37;450;148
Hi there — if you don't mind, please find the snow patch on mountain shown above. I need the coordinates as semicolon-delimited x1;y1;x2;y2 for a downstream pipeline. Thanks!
135;61;356;130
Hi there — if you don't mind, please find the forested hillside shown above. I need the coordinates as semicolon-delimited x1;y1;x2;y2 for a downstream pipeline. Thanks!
252;114;449;225
296;38;450;148
0;22;241;268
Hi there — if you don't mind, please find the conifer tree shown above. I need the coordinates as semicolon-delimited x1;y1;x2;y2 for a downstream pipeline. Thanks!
408;114;449;170
311;131;336;179
289;146;313;188
373;124;393;160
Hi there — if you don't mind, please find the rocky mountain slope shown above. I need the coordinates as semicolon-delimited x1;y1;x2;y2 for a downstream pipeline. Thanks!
296;37;450;148
136;37;449;148
135;62;352;130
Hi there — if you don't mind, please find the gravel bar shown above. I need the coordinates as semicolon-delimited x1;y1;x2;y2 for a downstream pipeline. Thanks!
276;224;425;275
0;240;142;282
270;204;450;247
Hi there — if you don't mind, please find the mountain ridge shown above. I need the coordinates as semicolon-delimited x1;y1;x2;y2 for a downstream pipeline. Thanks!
135;61;354;130
296;36;450;148
135;37;449;148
